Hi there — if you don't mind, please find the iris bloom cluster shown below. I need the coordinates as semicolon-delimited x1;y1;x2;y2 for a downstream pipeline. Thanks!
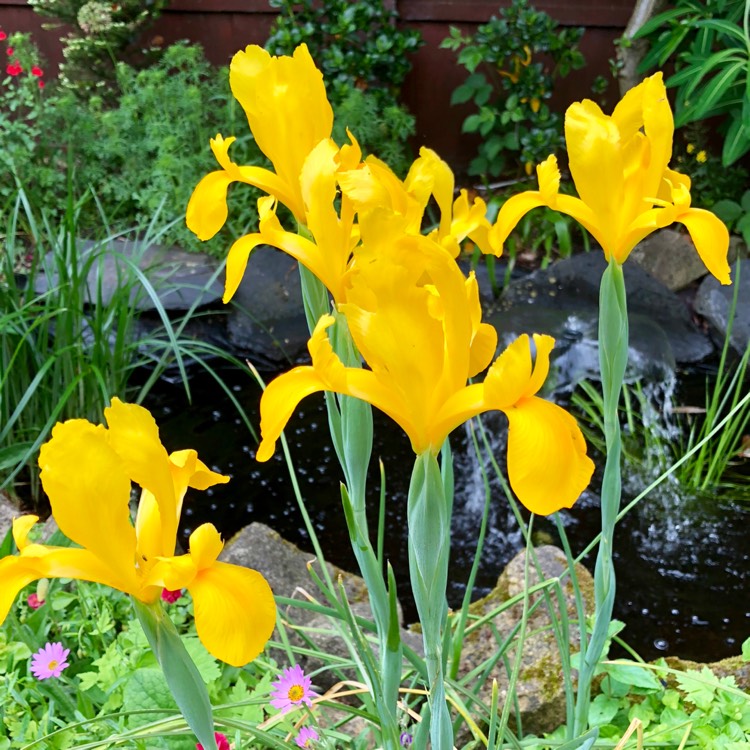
0;399;276;667
188;43;595;515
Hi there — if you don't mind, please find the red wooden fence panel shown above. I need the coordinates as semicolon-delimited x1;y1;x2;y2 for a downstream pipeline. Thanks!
0;0;636;172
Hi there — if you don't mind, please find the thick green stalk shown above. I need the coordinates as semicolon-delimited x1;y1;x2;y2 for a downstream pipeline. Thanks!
298;261;402;750
133;599;217;750
408;450;453;750
574;258;628;734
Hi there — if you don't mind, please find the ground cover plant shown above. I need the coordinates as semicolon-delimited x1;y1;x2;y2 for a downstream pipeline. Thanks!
0;16;748;750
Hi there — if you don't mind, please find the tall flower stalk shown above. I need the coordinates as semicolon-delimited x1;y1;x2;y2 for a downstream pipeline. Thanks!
492;71;731;739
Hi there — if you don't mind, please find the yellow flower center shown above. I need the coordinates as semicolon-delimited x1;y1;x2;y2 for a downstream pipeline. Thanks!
48;659;58;670
288;684;304;702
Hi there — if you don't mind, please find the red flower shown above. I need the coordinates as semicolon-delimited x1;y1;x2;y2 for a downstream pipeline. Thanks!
196;733;230;750
0;31;7;42
6;63;19;76
6;46;13;56
161;588;183;604
31;66;43;77
38;79;45;89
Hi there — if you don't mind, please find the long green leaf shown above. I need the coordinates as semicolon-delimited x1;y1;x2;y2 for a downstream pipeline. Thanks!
132;599;217;750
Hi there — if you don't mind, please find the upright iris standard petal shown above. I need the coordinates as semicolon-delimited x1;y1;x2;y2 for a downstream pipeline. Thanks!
187;43;335;236
256;212;593;514
0;402;275;666
489;72;731;285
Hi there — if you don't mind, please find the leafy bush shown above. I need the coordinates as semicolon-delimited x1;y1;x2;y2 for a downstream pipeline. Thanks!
635;0;750;166
0;35;262;254
28;0;169;97
266;0;422;176
441;0;585;179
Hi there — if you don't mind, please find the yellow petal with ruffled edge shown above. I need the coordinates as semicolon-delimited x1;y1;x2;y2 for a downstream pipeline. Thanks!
676;208;731;285
186;170;235;241
504;397;594;514
105;399;176;555
38;419;139;591
230;44;333;221
155;525;276;667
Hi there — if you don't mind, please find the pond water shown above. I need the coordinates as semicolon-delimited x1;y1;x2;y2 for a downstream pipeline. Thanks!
146;362;750;664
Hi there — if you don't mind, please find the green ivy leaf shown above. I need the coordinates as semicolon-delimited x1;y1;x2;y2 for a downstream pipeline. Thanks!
603;661;662;692
588;694;620;726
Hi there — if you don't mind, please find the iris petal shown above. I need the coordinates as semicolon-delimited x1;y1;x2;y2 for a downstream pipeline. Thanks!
504;397;595;514
38;419;138;589
189;561;276;667
676;208;732;285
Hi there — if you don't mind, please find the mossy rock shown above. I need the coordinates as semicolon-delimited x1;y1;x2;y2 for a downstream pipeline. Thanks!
457;546;595;738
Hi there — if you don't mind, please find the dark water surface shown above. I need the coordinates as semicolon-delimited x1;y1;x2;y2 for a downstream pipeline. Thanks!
146;364;750;664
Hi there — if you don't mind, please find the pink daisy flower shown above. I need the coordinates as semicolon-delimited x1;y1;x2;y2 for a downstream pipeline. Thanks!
270;664;316;712
295;726;319;748
161;587;183;604
196;731;230;750
30;642;70;679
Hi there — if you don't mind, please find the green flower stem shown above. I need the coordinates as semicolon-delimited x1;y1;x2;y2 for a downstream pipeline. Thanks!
409;450;453;750
574;258;628;735
132;598;217;750
298;257;402;750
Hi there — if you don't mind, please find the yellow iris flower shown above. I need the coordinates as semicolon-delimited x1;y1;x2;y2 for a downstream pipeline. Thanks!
338;146;500;257
0;399;276;667
489;73;731;285
256;213;594;515
186;43;333;238
222;136;362;305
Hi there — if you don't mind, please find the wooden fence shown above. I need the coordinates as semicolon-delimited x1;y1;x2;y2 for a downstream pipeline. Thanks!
0;0;636;172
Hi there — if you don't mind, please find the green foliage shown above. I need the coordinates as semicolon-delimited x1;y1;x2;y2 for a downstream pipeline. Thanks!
0;188;258;508
0;36;261;253
441;0;585;179
581;660;750;748
671;125;750;212
635;0;750;166
29;0;169;97
266;0;422;176
711;191;750;247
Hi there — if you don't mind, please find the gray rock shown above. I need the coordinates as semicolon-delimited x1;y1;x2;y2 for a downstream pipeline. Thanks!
630;229;712;291
0;491;19;541
225;251;311;368
35;239;224;311
493;253;713;389
694;258;750;355
220;522;421;686
457;545;595;737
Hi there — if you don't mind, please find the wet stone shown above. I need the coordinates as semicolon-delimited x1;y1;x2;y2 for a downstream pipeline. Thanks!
35;239;224;311
694;258;749;356
491;252;713;388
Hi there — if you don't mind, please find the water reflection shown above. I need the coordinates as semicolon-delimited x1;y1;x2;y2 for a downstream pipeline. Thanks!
147;365;749;663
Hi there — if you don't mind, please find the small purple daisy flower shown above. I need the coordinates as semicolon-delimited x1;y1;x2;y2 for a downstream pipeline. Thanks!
270;664;316;712
295;726;319;748
30;642;70;680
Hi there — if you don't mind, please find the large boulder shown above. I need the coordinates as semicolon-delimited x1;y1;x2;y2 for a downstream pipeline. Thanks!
491;253;714;389
457;545;595;737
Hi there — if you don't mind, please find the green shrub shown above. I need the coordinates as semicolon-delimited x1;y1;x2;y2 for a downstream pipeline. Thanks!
635;0;750;166
441;0;585;180
28;0;169;97
266;0;422;176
